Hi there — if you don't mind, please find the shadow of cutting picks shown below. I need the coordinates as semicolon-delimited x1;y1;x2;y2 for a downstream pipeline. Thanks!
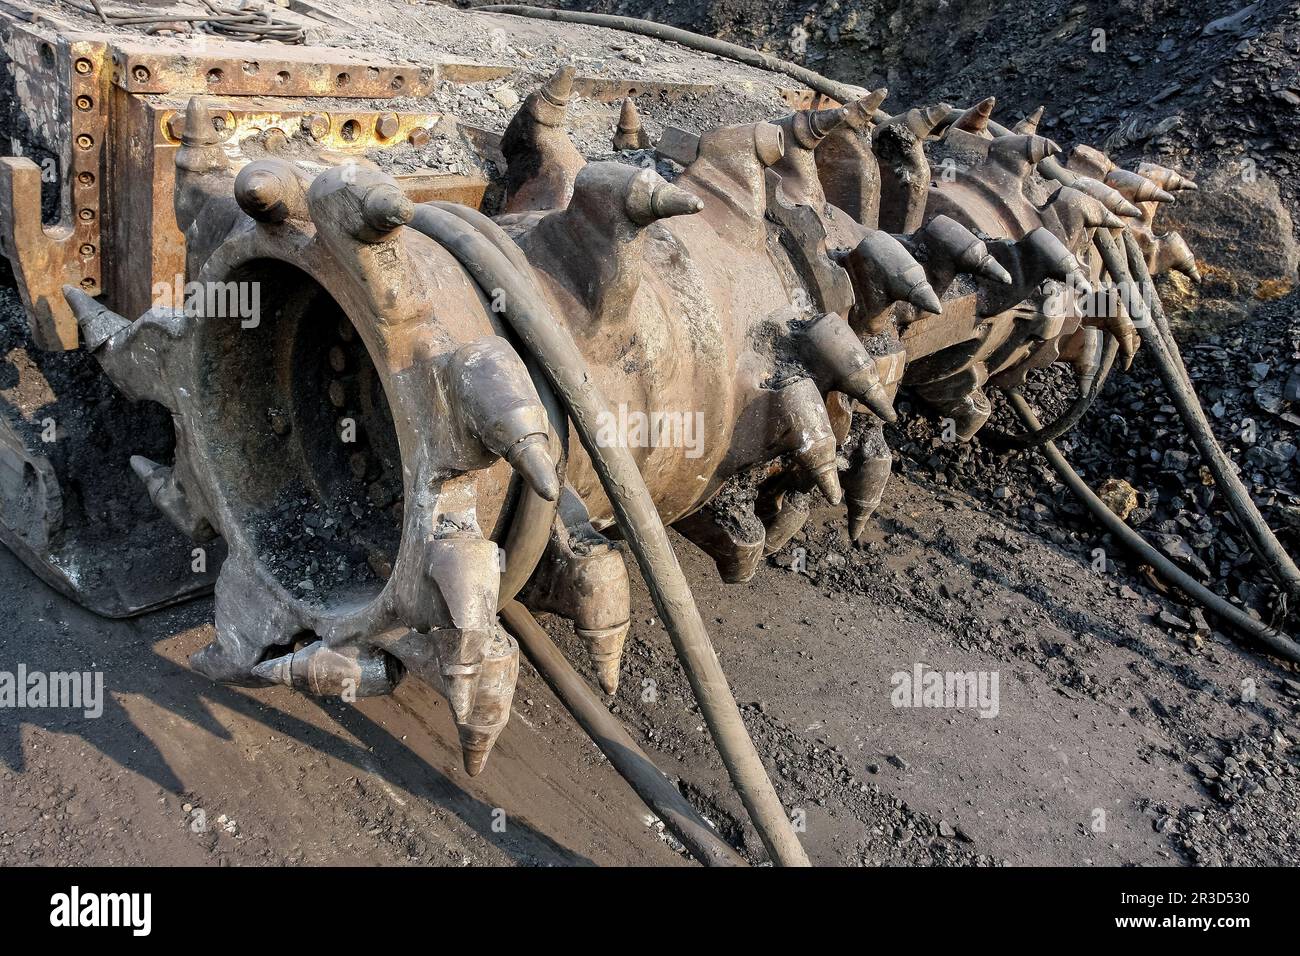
0;546;591;865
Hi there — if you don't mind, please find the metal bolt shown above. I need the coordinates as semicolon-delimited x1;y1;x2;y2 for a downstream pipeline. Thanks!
165;113;185;140
268;409;290;436
75;133;94;150
263;128;289;152
407;127;431;148
79;244;96;257
348;453;369;480
132;64;151;83
328;346;347;374
376;113;400;139
302;113;330;140
74;58;93;75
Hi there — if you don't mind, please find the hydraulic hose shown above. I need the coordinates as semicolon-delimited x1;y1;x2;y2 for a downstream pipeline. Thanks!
1010;393;1300;664
982;334;1119;450
1120;229;1192;386
478;4;867;105
426;201;571;604
500;600;748;866
408;205;812;866
1093;229;1300;600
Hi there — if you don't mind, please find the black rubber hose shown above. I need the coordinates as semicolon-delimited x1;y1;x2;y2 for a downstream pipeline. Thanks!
1009;393;1300;664
408;205;811;866
478;5;867;104
1093;229;1300;600
982;334;1119;450
422;201;570;604
1119;229;1192;387
500;600;748;867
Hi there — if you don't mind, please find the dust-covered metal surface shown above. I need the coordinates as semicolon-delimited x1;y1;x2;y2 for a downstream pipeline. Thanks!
0;0;1201;798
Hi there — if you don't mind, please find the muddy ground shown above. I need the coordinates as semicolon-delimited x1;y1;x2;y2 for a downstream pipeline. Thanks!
4;439;1297;866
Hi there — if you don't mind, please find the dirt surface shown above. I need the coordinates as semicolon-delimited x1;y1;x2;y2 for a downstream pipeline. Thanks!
0;540;690;866
534;0;1300;216
4;443;1297;866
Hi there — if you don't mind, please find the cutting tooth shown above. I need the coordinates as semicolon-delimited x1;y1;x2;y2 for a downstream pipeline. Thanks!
770;378;843;505
359;182;414;236
797;312;897;422
1135;161;1198;192
129;454;168;496
843;88;889;127
452;336;559;501
845;450;892;542
925;216;1015;285
647;181;705;221
1023;226;1081;283
953;96;996;134
442;664;480;725
612;97;650;150
1156;231;1201;282
974;254;1013;284
251;654;293;686
1105;168;1175;204
508;436;562;502
886;103;949;139
812;462;842;505
453;629;519;777
180;95;224;149
578;622;630;695
1013;105;1044;135
542;65;575;106
62;285;130;350
907;279;943;314
991;132;1060;166
1072;176;1143;218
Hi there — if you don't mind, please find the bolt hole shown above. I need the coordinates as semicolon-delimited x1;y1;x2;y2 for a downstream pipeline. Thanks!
75;95;93;111
207;67;224;84
77;172;95;186
39;43;55;69
340;119;361;142
131;64;151;83
336;71;351;87
391;74;405;90
242;61;259;75
74;57;93;75
275;70;290;85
